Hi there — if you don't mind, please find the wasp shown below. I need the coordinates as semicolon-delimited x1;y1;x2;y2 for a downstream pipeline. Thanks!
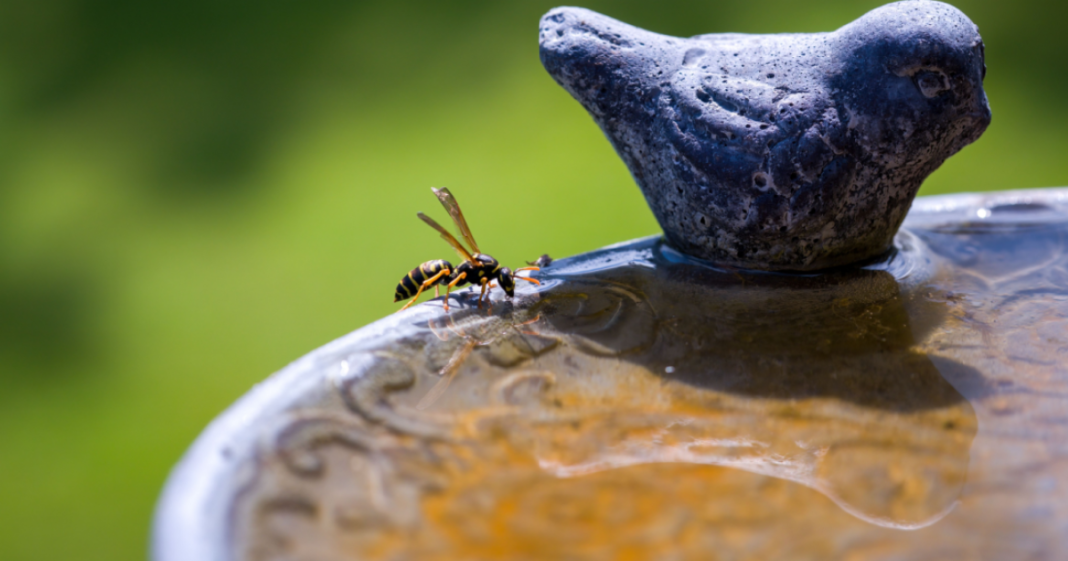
395;187;540;312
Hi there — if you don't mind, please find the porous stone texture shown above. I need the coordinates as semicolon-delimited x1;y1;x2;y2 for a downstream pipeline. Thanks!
539;1;991;270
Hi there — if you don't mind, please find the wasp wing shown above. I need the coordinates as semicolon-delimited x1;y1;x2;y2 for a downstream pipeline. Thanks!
432;187;481;254
417;212;475;263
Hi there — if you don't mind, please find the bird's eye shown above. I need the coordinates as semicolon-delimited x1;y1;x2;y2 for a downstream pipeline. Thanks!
914;70;950;98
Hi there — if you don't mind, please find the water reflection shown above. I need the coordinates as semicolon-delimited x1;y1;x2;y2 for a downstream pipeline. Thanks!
540;238;979;411
512;237;979;529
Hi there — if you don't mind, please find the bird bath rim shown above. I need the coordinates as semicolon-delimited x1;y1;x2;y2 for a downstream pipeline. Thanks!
152;187;1068;561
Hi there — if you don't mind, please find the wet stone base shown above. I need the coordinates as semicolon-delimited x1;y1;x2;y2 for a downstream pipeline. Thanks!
157;190;1068;561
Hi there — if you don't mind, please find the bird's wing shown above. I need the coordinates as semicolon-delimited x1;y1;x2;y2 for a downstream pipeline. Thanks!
673;70;781;135
666;63;841;206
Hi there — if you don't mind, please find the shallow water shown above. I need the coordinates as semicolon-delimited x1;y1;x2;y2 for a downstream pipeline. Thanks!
235;200;1068;561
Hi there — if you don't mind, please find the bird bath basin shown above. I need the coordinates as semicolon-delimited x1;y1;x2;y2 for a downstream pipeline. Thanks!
155;188;1068;561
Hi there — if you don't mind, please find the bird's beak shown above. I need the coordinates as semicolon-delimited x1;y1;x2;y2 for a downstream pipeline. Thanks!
962;89;992;144
539;7;674;120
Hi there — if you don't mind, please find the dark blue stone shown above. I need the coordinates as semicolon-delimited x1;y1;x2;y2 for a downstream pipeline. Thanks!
540;1;991;270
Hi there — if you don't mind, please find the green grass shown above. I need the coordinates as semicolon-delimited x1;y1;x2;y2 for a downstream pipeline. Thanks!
0;1;1066;559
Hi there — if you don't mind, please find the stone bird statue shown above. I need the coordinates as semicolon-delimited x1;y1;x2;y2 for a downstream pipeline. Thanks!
540;0;991;270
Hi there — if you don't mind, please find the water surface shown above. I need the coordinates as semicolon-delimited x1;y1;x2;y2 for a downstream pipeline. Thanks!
234;196;1068;560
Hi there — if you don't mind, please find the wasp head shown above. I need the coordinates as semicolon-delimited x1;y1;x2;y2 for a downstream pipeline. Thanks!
498;267;516;297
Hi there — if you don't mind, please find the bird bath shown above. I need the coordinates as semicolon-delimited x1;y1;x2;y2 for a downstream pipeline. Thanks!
155;188;1068;560
153;3;1067;558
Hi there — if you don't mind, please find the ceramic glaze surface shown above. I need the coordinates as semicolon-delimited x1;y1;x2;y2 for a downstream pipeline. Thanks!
155;189;1068;561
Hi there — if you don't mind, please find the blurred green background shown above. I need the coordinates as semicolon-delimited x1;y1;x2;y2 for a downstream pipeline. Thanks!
0;0;1064;559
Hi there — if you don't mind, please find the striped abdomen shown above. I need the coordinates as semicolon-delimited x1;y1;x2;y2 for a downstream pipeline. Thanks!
394;259;453;302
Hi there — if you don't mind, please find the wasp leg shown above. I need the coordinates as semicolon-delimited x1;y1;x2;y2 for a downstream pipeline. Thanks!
444;272;467;313
399;269;450;311
479;278;489;309
435;285;440;298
